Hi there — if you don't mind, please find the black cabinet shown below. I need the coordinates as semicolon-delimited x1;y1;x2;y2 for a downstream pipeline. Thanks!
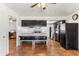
20;36;47;40
20;36;35;40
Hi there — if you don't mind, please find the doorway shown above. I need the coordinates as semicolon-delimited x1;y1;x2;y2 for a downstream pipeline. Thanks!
9;19;16;52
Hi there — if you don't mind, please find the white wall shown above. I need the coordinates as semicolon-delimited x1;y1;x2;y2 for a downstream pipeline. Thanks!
19;16;67;20
0;3;18;56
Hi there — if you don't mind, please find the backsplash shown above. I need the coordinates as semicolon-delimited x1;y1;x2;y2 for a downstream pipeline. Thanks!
18;27;48;34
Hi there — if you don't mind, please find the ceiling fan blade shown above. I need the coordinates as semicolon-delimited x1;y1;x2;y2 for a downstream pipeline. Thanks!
50;3;56;4
31;3;38;8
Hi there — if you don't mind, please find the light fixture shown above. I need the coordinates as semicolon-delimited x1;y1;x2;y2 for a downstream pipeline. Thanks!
41;3;46;8
38;3;46;10
9;20;13;23
8;15;16;23
31;3;46;10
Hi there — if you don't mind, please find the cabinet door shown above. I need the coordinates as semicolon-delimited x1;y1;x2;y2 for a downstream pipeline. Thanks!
66;23;78;50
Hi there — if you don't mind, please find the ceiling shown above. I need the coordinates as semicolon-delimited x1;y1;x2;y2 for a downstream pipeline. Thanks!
4;3;79;16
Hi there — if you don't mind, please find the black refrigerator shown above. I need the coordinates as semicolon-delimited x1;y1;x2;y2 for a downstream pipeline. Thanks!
54;22;78;50
66;23;78;50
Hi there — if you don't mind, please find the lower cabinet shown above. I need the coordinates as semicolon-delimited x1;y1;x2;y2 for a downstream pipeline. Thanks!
20;36;47;40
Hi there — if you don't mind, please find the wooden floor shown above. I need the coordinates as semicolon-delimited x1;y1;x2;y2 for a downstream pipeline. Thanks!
8;38;79;56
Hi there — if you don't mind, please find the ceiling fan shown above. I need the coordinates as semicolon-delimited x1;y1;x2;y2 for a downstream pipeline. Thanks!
31;3;56;10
